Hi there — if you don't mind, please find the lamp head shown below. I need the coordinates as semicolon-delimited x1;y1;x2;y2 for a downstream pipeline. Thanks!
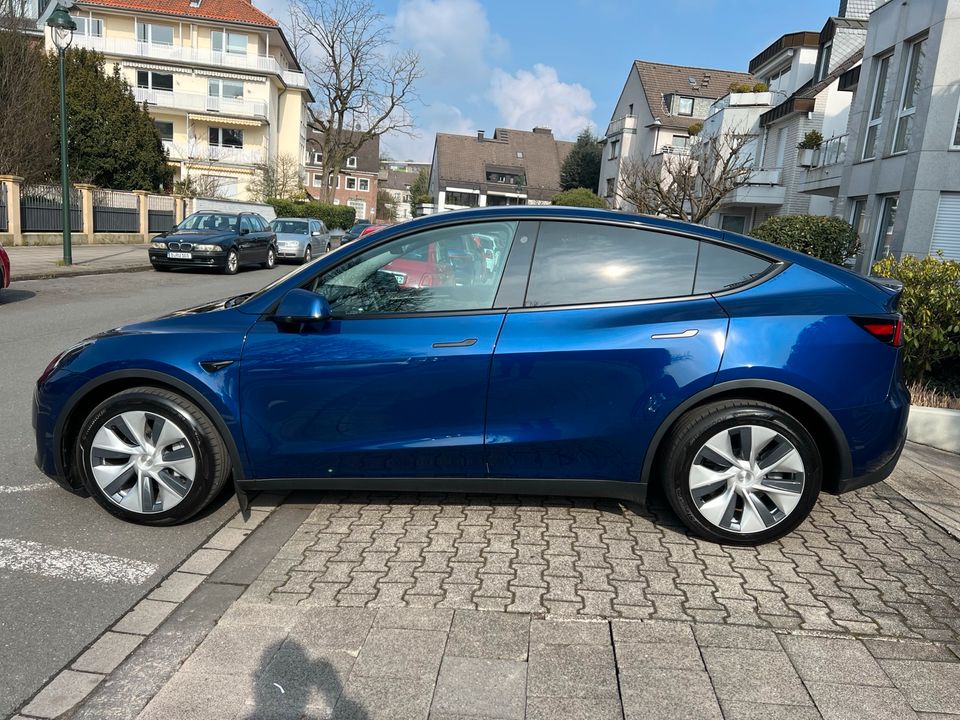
47;5;77;51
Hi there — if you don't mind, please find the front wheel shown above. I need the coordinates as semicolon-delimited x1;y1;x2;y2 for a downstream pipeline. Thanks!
262;246;277;269
302;245;312;265
660;399;822;544
76;387;231;525
222;249;239;275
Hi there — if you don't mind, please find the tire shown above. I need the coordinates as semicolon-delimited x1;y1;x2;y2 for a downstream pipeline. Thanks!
262;246;277;269
659;399;822;544
302;245;312;265
325;242;331;254
223;248;239;275
75;387;231;525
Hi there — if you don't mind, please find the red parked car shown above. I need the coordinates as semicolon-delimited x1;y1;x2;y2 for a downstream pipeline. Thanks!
358;224;390;239
0;243;10;291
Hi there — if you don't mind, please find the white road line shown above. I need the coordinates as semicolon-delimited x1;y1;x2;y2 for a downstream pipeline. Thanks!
0;483;57;494
0;539;158;585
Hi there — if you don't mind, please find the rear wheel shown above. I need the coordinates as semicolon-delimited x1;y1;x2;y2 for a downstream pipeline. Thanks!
223;249;239;275
660;400;821;544
76;387;231;525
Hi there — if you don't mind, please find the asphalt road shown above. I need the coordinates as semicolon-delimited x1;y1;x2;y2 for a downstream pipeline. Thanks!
0;263;290;717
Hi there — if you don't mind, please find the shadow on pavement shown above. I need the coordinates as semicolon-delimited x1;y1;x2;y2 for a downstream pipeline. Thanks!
251;639;368;720
0;288;37;305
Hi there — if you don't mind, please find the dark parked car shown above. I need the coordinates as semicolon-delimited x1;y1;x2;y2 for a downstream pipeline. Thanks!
149;212;277;274
0;243;9;292
341;219;372;243
35;206;908;544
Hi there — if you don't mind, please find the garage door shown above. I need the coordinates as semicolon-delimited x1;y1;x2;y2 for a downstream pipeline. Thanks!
931;193;960;261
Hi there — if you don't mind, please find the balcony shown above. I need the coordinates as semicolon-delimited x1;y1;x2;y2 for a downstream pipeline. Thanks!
654;144;691;156
606;114;638;137
161;141;266;165
724;168;785;206
134;88;268;119
74;36;308;88
798;134;848;197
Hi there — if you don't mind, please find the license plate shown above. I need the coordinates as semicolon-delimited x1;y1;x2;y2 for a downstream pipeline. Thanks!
167;251;192;259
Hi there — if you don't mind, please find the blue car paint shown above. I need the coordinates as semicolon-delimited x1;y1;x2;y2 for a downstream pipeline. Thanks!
34;206;908;502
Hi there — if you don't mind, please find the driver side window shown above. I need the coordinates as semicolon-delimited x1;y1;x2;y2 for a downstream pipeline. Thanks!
306;221;518;316
240;216;255;234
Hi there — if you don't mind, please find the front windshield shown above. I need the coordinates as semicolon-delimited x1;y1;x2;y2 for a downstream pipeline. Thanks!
272;220;309;235
349;223;368;234
177;213;238;232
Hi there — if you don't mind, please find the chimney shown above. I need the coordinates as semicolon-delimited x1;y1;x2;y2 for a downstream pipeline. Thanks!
532;127;552;135
477;130;485;140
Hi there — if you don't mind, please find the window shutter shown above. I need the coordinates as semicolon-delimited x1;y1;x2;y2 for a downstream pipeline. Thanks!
931;193;960;261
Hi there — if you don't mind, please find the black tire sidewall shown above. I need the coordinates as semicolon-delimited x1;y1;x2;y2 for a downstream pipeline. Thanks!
664;404;822;544
76;392;219;524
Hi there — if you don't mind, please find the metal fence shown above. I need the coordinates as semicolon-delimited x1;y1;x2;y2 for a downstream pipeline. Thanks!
20;184;83;233
93;189;139;233
147;194;175;233
0;182;7;232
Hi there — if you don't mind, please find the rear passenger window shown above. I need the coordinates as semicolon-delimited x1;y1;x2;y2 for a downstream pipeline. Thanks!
694;242;774;294
525;222;699;307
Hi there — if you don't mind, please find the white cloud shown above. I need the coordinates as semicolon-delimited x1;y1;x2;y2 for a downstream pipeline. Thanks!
489;64;595;138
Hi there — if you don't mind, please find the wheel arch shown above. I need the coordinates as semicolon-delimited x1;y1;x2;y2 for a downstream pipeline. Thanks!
54;369;247;491
642;380;852;494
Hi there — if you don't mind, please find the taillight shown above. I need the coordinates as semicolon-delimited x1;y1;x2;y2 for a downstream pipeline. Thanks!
851;316;903;347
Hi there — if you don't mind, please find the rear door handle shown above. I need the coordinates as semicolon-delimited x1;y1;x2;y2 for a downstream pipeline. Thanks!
432;338;478;348
651;329;699;340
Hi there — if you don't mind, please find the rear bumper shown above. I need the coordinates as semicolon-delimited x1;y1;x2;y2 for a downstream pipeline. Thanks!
148;250;229;270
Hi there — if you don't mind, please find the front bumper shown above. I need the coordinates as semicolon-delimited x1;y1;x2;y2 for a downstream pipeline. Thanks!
276;244;306;259
148;249;229;269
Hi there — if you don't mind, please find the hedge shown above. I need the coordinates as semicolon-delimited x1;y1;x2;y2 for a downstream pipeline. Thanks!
749;214;860;266
551;187;608;208
268;198;356;230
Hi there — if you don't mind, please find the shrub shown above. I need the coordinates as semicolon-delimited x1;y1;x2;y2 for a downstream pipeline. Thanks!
728;82;755;93
687;121;704;136
752;81;769;92
551;187;608;208
268;197;356;229
749;215;860;265
798;130;824;150
872;253;960;383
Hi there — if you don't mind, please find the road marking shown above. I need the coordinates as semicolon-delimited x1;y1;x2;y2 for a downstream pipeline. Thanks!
0;539;158;585
0;483;56;494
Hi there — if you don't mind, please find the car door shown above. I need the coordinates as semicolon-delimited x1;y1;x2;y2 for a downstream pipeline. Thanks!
238;215;258;262
255;214;273;260
484;220;736;484
238;218;527;481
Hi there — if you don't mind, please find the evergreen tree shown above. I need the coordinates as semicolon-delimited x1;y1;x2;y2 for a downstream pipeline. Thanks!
560;128;602;192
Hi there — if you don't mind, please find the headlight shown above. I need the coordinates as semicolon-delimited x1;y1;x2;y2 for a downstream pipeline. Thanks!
192;244;223;252
151;241;166;249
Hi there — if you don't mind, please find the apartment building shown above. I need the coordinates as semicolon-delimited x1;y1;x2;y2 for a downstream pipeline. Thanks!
837;0;960;268
427;127;573;212
598;61;752;209
304;130;379;222
45;0;312;200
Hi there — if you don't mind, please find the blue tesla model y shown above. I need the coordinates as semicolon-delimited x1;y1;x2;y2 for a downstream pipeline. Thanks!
34;206;908;543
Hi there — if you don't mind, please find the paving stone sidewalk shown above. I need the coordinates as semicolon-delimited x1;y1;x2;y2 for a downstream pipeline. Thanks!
6;243;151;281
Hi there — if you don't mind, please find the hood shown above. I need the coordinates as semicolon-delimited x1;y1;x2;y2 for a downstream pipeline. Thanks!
156;229;235;242
275;233;309;243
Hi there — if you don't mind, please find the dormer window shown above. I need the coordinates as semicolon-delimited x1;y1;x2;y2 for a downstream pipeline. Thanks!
814;41;832;82
677;96;694;116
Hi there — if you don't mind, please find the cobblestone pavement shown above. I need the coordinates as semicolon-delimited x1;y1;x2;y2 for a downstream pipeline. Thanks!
243;483;960;642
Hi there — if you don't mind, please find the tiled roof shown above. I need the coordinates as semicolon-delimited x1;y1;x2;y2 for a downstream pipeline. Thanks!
80;0;279;27
381;170;420;192
634;61;753;126
307;129;381;174
433;128;575;201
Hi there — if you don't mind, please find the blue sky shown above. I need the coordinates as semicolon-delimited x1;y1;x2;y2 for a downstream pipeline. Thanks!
256;0;838;160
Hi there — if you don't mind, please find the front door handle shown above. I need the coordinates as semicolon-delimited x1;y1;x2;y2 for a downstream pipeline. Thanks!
432;338;478;348
651;329;699;340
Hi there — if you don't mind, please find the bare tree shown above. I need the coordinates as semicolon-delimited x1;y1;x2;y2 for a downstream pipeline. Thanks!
288;0;422;203
0;0;55;181
248;153;304;201
617;130;756;223
173;173;229;199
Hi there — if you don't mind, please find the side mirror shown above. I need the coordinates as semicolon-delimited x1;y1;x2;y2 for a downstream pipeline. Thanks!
239;227;250;236
274;289;331;324
312;230;321;236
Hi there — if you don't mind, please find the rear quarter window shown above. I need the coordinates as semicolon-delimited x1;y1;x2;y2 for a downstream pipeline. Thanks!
694;242;775;294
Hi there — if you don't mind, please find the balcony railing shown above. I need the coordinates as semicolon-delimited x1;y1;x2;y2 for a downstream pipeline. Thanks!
748;168;783;185
161;141;266;165
74;36;308;88
134;88;267;119
655;144;691;156
606;114;638;137
810;134;848;168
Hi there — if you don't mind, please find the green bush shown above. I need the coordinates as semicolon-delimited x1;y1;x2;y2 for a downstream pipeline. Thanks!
550;187;608;208
728;82;755;93
268;198;356;229
687;121;704;136
753;81;769;92
749;215;860;266
872;253;960;383
798;130;824;150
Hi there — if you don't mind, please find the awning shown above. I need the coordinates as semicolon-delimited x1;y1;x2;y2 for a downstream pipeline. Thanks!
187;114;264;128
183;163;254;175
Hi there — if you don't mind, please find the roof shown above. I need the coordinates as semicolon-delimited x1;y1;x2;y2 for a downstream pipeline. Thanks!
433;127;575;201
760;48;863;127
633;61;753;126
748;31;821;74
381;170;420;192
307;129;381;174
79;0;279;27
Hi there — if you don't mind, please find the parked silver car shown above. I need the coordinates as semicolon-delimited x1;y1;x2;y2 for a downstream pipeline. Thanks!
270;218;331;263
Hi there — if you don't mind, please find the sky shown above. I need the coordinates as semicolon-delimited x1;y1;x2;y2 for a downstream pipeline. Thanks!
255;0;838;161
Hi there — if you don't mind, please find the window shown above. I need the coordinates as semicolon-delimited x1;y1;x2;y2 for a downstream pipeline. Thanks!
764;65;790;94
525;222;700;307
307;221;518;316
312;173;322;188
720;215;746;234
486;171;523;185
892;36;927;154
209;127;244;148
609;139;620;160
154;121;174;141
814;41;833;83
208;78;243;100
694;242;773;294
873;195;899;260
345;177;357;190
358;178;370;192
137;22;174;46
346;156;358;168
953;96;960;149
672;135;691;150
930;193;960;261
848;198;868;245
516;152;523;159
862;54;891;160
677;96;695;116
240;216;255;234
137;71;173;92
75;15;103;37
605;178;615;198
446;191;479;207
313;151;323;164
212;30;247;55
347;199;366;216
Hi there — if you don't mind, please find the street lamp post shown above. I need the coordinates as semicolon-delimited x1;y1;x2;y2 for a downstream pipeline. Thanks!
48;5;76;266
